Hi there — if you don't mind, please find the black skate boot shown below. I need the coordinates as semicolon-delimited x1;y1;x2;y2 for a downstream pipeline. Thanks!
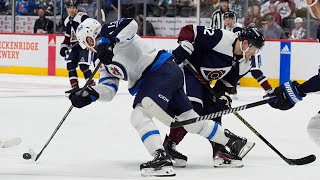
211;141;243;168
140;149;176;177
65;85;80;96
225;129;255;158
163;135;188;167
213;147;243;168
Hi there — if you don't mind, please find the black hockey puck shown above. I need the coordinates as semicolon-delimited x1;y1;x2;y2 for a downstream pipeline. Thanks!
23;153;31;160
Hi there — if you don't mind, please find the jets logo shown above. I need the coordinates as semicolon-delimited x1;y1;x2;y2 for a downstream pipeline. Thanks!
200;67;232;81
106;62;128;80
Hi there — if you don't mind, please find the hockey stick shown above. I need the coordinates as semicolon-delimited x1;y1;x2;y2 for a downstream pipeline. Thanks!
182;60;316;165
34;61;103;161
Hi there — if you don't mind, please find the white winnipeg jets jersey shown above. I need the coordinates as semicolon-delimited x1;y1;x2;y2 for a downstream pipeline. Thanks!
91;18;170;100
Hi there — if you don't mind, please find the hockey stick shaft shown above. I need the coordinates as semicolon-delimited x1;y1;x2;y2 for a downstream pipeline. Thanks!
35;61;102;161
182;60;316;165
170;61;271;127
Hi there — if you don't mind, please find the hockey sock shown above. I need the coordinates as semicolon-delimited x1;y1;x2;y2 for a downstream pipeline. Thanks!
167;127;188;145
131;106;163;155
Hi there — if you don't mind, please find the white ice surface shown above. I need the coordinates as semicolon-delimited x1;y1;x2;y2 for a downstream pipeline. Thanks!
0;74;319;180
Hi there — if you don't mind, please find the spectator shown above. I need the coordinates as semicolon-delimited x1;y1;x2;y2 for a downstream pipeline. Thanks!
288;17;306;40
16;0;39;15
210;0;237;29
244;5;262;29
34;8;54;34
40;0;54;16
78;0;96;18
263;14;287;39
105;0;118;22
260;0;278;16
277;0;295;19
135;14;156;36
0;0;10;14
262;3;281;25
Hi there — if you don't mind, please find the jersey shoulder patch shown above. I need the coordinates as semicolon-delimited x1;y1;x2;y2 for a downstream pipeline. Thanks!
73;12;87;23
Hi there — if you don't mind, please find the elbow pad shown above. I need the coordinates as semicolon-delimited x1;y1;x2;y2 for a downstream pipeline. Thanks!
172;41;194;64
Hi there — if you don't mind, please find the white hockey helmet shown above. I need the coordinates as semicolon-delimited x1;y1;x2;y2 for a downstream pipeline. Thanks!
76;18;102;51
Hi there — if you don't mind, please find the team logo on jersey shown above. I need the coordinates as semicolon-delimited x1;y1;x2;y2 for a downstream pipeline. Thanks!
106;62;128;80
70;28;77;43
200;66;232;81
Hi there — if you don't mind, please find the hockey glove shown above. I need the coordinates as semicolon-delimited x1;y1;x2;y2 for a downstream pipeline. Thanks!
96;37;114;65
172;41;194;64
215;93;232;111
267;81;306;110
60;46;69;57
68;86;100;108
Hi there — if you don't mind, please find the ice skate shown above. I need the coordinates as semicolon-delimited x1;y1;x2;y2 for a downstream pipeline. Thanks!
225;129;255;158
213;148;243;168
163;135;188;167
140;149;176;177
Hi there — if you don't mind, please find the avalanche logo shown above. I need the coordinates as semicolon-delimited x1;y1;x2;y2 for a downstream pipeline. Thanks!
200;66;232;81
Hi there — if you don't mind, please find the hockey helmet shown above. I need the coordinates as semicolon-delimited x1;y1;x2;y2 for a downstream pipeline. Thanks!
223;11;236;19
76;18;102;50
66;0;78;8
238;27;264;49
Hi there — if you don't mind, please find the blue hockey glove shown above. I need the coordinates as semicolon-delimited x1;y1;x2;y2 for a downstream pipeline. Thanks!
267;81;306;110
69;86;100;108
96;37;114;65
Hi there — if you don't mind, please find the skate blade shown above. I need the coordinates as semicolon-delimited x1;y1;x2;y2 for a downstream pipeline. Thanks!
213;157;244;168
239;142;255;158
0;137;22;148
172;159;187;168
141;166;176;177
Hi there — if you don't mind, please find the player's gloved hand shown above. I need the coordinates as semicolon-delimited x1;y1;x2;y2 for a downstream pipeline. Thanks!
172;41;194;64
60;46;68;57
96;37;114;65
68;86;100;108
214;93;232;111
267;81;306;110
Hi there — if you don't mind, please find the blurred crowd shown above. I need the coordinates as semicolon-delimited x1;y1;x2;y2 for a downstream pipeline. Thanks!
0;0;319;39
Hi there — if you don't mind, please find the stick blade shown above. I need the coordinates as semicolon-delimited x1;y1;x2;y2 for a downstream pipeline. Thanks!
286;154;316;165
0;137;22;148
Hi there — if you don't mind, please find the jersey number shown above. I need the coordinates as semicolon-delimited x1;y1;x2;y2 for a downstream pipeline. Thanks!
203;27;215;36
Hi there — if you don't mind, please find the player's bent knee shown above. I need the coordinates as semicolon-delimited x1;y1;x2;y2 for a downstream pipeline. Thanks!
130;106;153;128
67;62;77;70
175;109;202;133
79;64;90;72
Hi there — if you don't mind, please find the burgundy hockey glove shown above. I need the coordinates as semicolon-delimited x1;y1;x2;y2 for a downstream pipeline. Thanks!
69;86;100;108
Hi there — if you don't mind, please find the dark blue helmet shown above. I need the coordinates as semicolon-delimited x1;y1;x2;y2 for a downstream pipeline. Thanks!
66;0;78;8
223;11;236;19
238;27;265;49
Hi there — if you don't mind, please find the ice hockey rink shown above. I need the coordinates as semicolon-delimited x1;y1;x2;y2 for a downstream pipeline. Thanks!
0;74;319;180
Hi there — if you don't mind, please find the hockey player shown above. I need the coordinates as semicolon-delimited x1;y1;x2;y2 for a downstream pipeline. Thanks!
163;25;264;168
59;0;95;91
223;11;272;99
70;18;254;176
223;11;242;34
